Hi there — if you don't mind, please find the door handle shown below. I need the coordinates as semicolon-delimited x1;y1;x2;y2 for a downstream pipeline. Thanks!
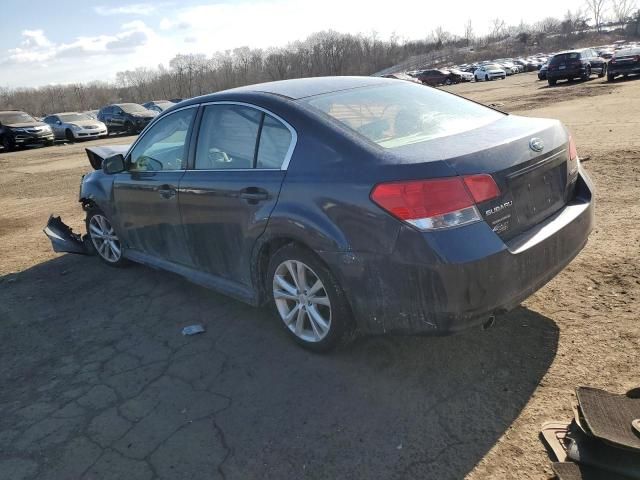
239;187;269;202
157;185;176;199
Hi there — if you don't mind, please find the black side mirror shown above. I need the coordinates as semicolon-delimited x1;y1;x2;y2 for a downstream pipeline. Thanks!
103;154;126;174
56;120;62;125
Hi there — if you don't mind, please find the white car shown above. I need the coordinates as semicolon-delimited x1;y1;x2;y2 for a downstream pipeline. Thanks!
43;112;108;142
474;64;507;81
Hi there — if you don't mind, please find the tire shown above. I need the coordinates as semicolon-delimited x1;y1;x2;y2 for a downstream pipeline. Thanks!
267;244;353;352
125;122;136;136
485;74;489;81
444;78;452;85
1;135;15;152
45;140;54;147
581;66;591;81
501;76;506;80
598;65;606;78
607;73;615;82
548;79;557;86
65;129;75;142
85;208;129;267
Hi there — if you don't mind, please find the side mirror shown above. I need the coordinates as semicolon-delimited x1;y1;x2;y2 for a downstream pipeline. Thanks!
103;154;126;174
56;120;62;125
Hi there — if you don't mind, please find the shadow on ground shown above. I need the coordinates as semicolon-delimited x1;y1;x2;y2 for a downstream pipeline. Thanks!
0;254;559;480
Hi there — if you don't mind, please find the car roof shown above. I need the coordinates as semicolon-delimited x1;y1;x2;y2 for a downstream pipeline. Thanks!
188;76;395;101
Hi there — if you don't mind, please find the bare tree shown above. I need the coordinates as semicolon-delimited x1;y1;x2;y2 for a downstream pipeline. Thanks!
489;18;507;40
611;0;637;23
585;0;609;31
463;19;474;46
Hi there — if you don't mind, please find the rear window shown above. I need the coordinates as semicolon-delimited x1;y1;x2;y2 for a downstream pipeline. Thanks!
616;48;640;56
550;53;580;63
303;82;503;149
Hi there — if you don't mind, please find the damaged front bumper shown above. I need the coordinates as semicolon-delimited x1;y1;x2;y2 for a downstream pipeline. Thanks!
43;215;88;254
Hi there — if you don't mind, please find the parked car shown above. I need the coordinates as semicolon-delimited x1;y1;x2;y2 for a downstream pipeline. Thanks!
546;49;608;86
474;64;506;81
43;112;108;142
447;68;474;82
142;100;175;114
417;69;456;86
0;110;54;151
83;110;99;120
44;76;594;351
607;47;640;82
381;73;422;84
97;103;157;135
538;63;549;80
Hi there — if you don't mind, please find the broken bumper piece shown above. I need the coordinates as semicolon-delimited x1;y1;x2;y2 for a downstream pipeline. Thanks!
43;215;88;254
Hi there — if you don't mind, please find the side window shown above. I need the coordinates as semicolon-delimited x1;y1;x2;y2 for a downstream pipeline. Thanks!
256;115;293;169
129;108;195;172
195;104;261;170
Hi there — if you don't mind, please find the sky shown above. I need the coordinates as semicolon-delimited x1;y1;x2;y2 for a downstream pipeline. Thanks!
0;0;587;88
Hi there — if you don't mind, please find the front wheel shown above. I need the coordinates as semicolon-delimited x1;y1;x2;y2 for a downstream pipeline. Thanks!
267;244;353;352
444;78;452;85
548;79;557;86
1;136;15;152
65;129;75;142
86;209;128;267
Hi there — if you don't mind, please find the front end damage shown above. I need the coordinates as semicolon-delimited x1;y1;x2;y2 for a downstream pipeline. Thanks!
43;215;89;255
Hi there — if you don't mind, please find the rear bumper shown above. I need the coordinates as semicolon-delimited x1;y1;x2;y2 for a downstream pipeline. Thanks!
322;169;594;335
547;67;585;80
609;65;640;76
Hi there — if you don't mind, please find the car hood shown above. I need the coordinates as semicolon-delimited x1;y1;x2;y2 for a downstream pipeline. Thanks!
6;122;48;128
85;144;131;170
67;120;105;128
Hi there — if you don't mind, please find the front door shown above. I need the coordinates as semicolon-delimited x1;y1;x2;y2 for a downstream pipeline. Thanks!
179;103;295;286
113;106;197;265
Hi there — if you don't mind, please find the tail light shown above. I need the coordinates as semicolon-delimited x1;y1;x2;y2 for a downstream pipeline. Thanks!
370;175;500;231
567;135;579;179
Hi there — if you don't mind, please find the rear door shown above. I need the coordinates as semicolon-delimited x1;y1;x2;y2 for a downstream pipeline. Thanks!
178;102;295;286
112;106;197;265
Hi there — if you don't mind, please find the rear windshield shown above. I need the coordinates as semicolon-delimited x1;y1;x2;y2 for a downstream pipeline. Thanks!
0;112;36;124
303;82;503;149
119;103;148;113
550;53;580;63
58;113;91;122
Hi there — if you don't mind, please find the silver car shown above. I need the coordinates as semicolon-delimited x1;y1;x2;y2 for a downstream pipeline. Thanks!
43;112;108;142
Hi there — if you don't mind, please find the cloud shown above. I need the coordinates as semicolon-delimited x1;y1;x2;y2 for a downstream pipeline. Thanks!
2;22;152;65
95;3;157;16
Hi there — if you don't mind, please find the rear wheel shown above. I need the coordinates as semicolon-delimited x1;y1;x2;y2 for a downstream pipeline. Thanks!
598;66;606;78
86;208;128;267
485;74;489;81
581;66;591;80
607;73;615;82
444;78;452;85
125;122;136;136
267;244;352;352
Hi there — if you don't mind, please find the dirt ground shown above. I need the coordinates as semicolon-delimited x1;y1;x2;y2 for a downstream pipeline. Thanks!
0;72;638;479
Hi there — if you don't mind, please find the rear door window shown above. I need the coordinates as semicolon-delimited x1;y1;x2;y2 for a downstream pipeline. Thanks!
195;105;262;170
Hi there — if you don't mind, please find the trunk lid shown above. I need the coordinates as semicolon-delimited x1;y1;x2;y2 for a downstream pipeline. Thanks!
389;115;572;240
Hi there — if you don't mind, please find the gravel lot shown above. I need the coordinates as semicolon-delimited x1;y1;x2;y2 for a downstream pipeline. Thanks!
1;72;639;479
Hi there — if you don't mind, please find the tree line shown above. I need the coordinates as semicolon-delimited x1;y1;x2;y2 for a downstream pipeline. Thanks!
1;7;639;116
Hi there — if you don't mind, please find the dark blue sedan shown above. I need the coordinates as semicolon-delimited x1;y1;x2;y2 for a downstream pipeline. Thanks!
45;76;594;351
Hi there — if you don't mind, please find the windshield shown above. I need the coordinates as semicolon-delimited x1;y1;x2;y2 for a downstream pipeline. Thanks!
484;64;502;70
550;53;580;63
58;113;92;122
120;103;148;114
303;82;503;149
0;112;36;124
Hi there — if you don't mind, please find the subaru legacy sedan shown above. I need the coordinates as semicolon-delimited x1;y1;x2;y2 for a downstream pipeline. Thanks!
45;77;594;351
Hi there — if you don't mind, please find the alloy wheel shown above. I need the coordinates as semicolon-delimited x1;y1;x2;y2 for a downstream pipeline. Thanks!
272;260;332;343
89;214;122;263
